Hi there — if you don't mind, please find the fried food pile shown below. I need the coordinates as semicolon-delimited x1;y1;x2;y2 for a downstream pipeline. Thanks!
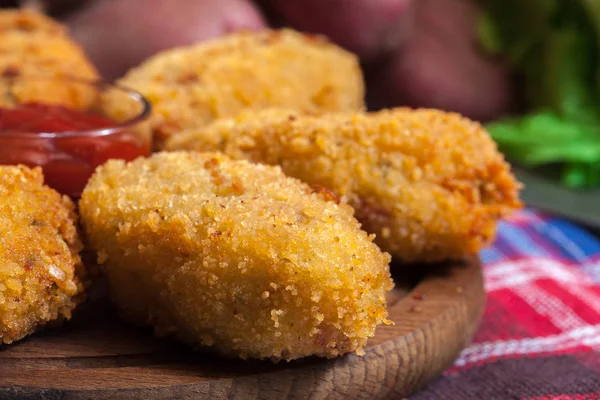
79;152;393;360
166;108;522;262
0;9;98;79
0;13;521;363
119;29;364;149
0;10;97;344
0;166;86;344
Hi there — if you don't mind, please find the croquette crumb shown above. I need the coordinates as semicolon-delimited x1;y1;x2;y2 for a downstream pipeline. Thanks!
0;166;85;344
80;152;393;361
119;29;364;149
167;108;522;262
0;10;65;34
0;10;98;81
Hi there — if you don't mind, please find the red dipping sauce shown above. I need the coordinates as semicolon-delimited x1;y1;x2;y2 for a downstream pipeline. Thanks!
0;102;150;197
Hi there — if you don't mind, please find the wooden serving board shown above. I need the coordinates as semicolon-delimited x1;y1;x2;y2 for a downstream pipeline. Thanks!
0;258;485;399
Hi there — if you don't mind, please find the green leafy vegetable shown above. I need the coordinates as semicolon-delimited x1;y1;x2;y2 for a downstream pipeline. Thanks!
479;0;600;188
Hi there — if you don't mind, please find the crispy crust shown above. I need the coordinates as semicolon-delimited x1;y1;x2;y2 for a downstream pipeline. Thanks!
0;31;99;80
79;152;392;361
166;108;523;263
0;9;66;35
119;29;365;149
0;166;86;344
0;10;98;80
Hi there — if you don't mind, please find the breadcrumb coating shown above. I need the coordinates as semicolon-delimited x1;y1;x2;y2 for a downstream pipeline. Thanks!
0;166;86;344
0;32;98;78
79;152;393;361
166;108;523;263
119;29;365;149
0;9;65;35
0;10;98;80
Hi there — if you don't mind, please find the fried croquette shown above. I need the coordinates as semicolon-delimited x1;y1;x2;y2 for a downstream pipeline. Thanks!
0;10;98;80
166;108;523;263
0;9;65;35
79;152;393;361
0;32;98;78
118;29;365;149
0;166;86;344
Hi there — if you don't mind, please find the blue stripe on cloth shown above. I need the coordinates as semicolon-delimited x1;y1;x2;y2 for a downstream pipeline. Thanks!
536;218;600;261
480;211;600;265
483;223;521;261
493;221;550;257
479;246;504;264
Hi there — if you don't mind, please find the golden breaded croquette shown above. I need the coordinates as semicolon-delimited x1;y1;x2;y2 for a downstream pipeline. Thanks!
0;9;65;35
166;108;523;263
0;166;86;344
0;31;99;79
79;152;393;361
119;29;365;149
0;10;98;80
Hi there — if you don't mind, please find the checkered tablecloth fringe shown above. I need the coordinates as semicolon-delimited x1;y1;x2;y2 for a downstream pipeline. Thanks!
411;210;600;400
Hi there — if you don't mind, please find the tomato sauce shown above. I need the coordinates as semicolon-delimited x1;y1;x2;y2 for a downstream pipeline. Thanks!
0;103;150;197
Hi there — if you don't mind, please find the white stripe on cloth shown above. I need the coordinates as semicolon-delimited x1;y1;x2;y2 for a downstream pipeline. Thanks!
562;283;600;316
513;284;587;332
582;259;600;284
485;258;597;292
454;324;600;367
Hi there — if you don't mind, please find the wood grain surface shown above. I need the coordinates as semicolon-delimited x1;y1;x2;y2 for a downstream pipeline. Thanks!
0;258;485;399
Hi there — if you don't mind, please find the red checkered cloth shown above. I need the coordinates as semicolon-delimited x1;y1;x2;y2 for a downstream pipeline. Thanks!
411;210;600;400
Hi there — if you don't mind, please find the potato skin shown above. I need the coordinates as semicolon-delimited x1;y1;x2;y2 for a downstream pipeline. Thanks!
268;0;414;61
66;0;266;80
0;166;85;344
166;108;522;263
367;0;511;122
79;152;392;361
119;29;365;149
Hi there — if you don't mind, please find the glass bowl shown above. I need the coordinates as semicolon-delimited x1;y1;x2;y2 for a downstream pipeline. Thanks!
0;76;152;197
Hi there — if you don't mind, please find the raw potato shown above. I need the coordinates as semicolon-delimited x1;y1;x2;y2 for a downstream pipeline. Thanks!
166;108;522;263
79;152;393;361
119;29;365;149
268;0;415;61
66;0;266;80
0;166;86;344
367;0;512;122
